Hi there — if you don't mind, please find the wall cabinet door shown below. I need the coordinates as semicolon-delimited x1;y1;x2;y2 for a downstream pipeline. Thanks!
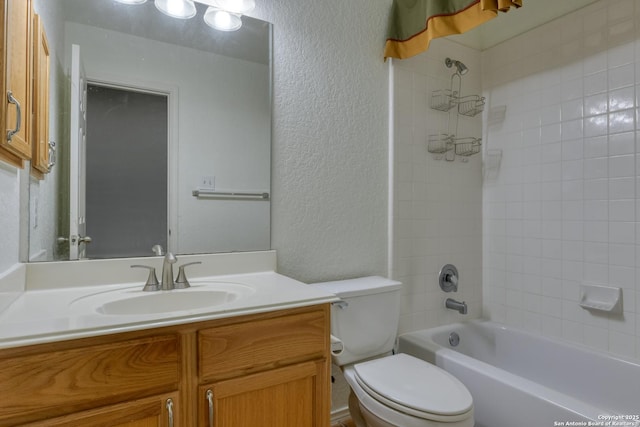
23;393;180;427
0;0;32;167
31;11;50;176
199;360;329;427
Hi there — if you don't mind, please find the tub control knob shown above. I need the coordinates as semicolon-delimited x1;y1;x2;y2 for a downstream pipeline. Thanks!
439;264;459;292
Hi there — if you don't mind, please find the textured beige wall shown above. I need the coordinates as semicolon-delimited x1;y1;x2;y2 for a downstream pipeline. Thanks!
0;166;20;273
252;0;393;284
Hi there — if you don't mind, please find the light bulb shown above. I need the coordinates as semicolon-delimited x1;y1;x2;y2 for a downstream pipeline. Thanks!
154;0;197;19
204;7;242;31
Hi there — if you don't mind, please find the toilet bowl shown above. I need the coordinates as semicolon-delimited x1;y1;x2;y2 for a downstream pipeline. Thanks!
313;277;474;427
343;354;473;427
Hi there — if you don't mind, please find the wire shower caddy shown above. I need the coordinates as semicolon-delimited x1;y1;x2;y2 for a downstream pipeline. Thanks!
427;60;484;161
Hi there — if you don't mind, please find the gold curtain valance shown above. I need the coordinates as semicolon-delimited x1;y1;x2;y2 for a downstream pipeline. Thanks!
384;0;522;60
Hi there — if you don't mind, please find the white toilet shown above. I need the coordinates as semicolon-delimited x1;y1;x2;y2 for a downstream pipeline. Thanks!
314;276;474;427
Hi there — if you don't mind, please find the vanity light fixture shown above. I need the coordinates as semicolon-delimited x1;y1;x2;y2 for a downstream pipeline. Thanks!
114;0;253;31
154;0;197;19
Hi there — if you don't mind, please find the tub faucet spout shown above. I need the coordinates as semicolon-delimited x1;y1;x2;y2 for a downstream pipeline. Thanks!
445;298;467;314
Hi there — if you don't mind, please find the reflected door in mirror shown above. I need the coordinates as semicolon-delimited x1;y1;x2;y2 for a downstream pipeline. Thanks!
85;84;168;259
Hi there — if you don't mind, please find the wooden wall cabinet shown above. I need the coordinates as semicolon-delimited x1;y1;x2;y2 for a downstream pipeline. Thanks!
0;0;51;174
0;305;331;426
31;11;50;177
0;0;33;168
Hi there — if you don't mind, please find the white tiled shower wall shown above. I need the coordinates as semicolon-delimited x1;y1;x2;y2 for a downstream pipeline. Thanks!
392;39;483;334
483;0;640;359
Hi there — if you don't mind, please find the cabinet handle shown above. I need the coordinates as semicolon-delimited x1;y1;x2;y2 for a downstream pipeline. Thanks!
6;91;22;142
206;389;214;427
166;398;174;427
47;140;57;170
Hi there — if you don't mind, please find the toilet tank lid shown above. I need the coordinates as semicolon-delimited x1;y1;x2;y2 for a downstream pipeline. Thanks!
312;276;402;298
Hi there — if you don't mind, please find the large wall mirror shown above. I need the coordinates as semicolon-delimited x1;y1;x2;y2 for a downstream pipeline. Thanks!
27;0;272;262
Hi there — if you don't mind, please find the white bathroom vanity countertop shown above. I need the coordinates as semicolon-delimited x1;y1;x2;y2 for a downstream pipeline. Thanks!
0;270;338;349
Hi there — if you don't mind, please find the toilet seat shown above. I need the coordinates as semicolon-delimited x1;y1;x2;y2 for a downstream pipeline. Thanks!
352;353;473;422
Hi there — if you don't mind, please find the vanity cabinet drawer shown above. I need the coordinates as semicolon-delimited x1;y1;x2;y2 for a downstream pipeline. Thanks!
198;308;328;382
0;334;180;425
23;392;179;427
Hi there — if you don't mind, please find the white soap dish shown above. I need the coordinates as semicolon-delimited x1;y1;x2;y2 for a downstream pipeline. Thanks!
579;283;622;314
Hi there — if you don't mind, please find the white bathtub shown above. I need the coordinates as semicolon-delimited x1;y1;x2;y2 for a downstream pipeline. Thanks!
398;320;640;427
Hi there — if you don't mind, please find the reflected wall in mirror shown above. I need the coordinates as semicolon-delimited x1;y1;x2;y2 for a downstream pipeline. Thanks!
27;0;272;262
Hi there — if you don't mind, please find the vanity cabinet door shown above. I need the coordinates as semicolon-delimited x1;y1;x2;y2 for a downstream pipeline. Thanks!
196;306;331;427
198;360;329;427
0;0;32;167
23;393;180;427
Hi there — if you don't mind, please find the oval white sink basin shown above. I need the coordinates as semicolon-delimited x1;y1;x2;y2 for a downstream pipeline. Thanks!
70;282;255;316
98;290;238;315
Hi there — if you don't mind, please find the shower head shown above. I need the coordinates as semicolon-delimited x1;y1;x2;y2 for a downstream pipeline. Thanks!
445;57;468;75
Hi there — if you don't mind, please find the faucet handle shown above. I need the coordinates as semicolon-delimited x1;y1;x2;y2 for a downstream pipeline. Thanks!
131;265;160;292
174;262;202;289
439;264;459;293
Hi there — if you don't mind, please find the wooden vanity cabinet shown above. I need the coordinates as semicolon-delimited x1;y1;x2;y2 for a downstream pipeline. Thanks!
0;304;331;426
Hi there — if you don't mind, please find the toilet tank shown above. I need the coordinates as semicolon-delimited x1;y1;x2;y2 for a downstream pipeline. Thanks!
313;276;402;366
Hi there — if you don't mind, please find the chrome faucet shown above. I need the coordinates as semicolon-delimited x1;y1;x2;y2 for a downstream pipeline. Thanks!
132;252;201;291
445;298;468;314
161;252;178;290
